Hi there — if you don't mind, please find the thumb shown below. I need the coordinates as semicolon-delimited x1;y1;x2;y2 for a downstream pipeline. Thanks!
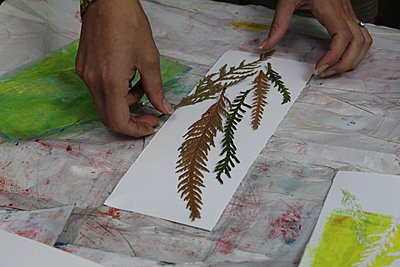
260;1;297;50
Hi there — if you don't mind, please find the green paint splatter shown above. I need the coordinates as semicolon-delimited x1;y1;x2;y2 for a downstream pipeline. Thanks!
309;210;400;267
0;41;190;140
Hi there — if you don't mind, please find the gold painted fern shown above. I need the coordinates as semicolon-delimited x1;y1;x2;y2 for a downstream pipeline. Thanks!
176;50;275;109
251;70;270;130
176;88;230;220
176;50;291;221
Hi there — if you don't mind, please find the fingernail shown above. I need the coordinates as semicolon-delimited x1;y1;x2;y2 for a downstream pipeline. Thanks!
163;98;174;115
314;64;330;76
320;70;337;78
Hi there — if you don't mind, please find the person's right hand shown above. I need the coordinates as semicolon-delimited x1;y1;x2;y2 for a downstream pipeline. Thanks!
76;0;174;137
260;0;373;78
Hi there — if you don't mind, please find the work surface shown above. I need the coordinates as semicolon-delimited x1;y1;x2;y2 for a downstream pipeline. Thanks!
0;0;399;266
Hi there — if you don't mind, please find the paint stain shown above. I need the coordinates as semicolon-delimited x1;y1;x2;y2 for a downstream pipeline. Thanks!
35;139;54;150
66;145;73;152
268;204;303;244
107;207;120;219
230;21;270;32
15;229;40;240
340;117;357;126
215;236;234;254
296;142;307;155
309;211;400;266
0;177;6;192
0;41;190;140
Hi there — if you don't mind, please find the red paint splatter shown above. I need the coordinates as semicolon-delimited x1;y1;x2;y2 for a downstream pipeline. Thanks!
0;177;6;192
107;207;120;219
215;236;234;254
15;229;40;240
268;205;303;244
268;181;274;190
66;145;73;152
35;140;54;150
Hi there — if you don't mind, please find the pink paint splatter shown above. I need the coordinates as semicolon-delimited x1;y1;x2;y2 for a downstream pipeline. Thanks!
215;236;234;254
0;177;6;192
107;207;120;219
296;142;307;155
15;229;40;240
268;204;303;244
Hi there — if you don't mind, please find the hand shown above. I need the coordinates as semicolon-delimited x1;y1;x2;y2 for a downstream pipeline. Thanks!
260;0;373;77
76;0;174;137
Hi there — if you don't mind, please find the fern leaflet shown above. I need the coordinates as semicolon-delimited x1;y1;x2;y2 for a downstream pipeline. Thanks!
251;70;270;130
214;89;252;183
267;62;291;104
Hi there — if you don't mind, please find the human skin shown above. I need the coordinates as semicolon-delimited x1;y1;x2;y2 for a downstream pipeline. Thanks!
76;0;174;137
260;0;373;77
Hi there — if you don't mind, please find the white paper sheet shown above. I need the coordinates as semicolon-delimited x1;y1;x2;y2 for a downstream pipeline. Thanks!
105;51;313;230
299;171;400;266
0;229;104;267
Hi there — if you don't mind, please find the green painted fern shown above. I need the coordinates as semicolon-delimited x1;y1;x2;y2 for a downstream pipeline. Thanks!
214;89;252;184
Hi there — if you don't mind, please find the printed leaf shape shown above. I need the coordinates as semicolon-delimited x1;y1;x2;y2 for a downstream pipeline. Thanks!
251;70;270;130
214;89;252;183
341;188;368;245
176;89;230;220
354;217;400;267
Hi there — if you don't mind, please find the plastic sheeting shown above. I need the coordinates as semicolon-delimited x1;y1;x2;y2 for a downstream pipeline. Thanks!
0;0;399;266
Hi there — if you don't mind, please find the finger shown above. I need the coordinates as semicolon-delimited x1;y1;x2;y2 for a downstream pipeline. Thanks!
259;1;297;50
78;69;110;127
354;26;373;65
139;54;174;115
104;82;155;137
89;87;109;126
320;22;365;77
314;11;352;75
127;79;145;105
339;0;372;69
132;114;160;127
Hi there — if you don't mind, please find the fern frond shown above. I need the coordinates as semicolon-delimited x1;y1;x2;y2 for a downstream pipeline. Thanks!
176;75;218;108
214;89;252;184
251;70;269;130
354;216;400;267
259;49;275;61
341;188;368;245
267;62;291;104
176;89;230;221
176;50;275;109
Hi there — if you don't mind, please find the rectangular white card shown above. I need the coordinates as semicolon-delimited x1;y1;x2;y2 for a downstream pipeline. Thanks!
299;171;400;266
105;51;313;230
0;229;103;267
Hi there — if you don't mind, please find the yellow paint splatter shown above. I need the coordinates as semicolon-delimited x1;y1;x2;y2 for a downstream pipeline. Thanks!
230;21;270;32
